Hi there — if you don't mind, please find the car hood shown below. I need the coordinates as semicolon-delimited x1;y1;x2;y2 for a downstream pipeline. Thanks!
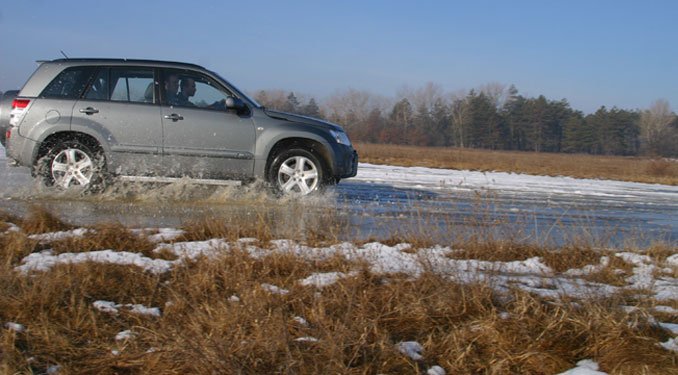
263;109;344;132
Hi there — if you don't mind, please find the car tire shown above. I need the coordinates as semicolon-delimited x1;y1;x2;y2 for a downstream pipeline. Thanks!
38;139;107;193
268;148;329;196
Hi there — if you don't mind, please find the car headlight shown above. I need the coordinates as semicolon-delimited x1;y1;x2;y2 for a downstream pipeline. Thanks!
330;129;352;146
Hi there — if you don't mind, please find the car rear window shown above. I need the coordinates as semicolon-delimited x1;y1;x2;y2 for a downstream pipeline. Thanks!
40;66;97;99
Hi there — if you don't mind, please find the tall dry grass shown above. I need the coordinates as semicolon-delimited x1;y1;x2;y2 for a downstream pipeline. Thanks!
1;208;677;374
355;143;678;185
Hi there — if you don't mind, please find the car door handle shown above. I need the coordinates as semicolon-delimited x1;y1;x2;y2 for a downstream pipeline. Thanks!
79;107;99;115
164;113;184;122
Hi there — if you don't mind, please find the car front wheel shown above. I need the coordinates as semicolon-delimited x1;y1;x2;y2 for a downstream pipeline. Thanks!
269;148;327;196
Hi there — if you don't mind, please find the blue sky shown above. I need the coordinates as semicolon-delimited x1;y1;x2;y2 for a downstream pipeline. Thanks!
1;0;676;113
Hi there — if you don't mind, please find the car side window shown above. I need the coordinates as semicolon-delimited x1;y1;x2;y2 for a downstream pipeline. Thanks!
83;68;110;101
40;66;97;99
192;79;230;109
162;69;233;110
109;68;155;104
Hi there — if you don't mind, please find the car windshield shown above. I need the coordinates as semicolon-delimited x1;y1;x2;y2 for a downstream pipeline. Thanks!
209;70;261;108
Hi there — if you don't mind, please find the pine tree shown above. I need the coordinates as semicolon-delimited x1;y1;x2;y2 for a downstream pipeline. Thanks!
467;92;501;149
302;98;321;118
542;99;571;152
562;112;591;153
605;108;639;155
500;87;527;150
283;92;300;113
430;98;451;146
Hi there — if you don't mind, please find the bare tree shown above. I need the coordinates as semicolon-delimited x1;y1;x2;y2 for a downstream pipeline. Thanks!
479;82;509;109
252;89;289;110
416;82;445;115
449;90;470;148
396;82;445;115
640;99;676;154
324;88;391;125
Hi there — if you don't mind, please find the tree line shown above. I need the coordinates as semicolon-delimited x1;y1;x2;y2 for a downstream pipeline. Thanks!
254;84;678;157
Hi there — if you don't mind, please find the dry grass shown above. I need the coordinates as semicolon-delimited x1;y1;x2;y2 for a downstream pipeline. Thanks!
49;223;159;257
174;201;349;247
19;206;74;234
355;143;678;185
1;210;676;374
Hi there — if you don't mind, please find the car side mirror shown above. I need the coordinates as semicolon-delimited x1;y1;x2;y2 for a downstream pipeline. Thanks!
225;96;246;110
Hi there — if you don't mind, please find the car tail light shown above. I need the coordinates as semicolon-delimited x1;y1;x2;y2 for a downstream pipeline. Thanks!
9;99;31;127
12;99;30;109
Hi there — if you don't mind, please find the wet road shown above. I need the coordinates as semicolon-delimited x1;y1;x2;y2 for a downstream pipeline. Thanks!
1;150;676;247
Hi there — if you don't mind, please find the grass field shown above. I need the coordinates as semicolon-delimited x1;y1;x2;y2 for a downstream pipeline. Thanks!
1;208;676;374
355;143;678;186
1;143;676;374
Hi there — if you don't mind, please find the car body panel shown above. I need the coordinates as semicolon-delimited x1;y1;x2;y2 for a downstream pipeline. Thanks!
160;105;256;178
72;99;164;175
12;98;75;164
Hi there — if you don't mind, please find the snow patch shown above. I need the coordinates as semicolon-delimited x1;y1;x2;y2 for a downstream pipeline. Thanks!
115;330;135;341
396;341;424;361
261;283;289;295
660;337;678;353
4;322;25;333
557;359;607;375
28;228;90;243
294;336;319;343
16;250;174;274
93;301;161;317
298;271;357;288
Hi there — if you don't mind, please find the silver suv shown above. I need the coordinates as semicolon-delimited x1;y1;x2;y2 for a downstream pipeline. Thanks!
5;59;358;195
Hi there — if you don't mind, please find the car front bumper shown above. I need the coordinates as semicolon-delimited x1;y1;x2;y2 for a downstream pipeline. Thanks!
335;147;358;178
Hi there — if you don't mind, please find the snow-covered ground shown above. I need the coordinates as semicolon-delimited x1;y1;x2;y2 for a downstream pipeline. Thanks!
352;162;677;204
6;226;678;375
16;234;678;303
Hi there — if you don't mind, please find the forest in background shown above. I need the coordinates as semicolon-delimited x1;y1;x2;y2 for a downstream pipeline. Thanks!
252;83;678;157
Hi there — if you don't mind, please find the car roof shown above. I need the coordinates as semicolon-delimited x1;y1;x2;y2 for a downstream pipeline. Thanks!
19;58;213;97
45;58;207;70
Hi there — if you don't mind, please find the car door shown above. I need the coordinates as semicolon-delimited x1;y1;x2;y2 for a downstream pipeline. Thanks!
73;66;163;176
159;69;256;179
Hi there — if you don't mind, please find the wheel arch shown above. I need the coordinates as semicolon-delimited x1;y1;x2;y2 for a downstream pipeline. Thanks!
35;131;105;166
264;137;333;182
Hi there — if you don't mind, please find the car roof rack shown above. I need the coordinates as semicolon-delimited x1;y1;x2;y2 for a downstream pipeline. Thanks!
48;58;205;69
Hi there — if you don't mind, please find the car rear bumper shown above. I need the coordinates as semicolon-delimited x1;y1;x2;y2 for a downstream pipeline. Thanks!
6;131;37;168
